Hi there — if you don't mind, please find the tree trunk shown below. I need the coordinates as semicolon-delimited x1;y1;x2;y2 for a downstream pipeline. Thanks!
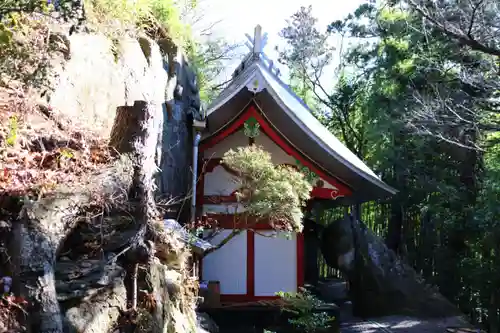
109;105;146;154
318;216;463;318
489;292;499;333
386;202;403;254
386;133;406;255
123;99;163;312
418;208;435;279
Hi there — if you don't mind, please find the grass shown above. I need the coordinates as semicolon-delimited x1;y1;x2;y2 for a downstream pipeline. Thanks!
84;0;194;46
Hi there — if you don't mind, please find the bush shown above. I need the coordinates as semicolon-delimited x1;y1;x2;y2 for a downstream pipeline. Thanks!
276;288;335;333
222;145;312;232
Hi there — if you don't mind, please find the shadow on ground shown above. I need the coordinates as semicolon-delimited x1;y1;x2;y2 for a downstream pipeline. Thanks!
340;316;476;333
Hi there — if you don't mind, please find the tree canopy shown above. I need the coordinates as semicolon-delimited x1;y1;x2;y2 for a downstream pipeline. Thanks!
278;0;500;330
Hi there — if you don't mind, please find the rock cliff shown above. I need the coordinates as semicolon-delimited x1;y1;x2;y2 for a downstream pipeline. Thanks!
0;12;203;333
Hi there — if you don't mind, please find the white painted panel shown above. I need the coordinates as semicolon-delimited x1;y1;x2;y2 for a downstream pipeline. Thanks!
204;129;339;194
203;204;247;215
254;133;339;191
202;230;247;295
254;133;295;165
254;231;297;296
204;165;239;195
204;129;248;158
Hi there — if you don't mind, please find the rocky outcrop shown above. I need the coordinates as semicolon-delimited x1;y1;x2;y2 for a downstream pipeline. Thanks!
318;217;463;319
1;22;202;333
196;312;219;333
41;30;202;212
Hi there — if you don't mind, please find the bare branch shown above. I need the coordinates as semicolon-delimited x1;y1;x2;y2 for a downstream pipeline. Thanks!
407;0;500;57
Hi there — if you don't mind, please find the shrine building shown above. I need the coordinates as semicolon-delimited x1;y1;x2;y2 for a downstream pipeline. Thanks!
193;25;396;303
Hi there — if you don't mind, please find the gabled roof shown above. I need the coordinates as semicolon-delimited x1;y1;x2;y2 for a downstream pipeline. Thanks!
203;53;396;203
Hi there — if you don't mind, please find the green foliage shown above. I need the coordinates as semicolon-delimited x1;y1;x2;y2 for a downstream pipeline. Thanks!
0;22;13;45
6;115;18;146
316;0;499;327
0;13;55;88
222;146;312;232
276;288;335;333
84;0;192;43
186;38;238;104
279;0;500;327
59;148;74;159
0;0;58;18
277;5;332;106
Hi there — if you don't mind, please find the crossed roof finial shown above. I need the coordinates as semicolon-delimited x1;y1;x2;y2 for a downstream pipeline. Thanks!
245;24;268;55
232;25;281;79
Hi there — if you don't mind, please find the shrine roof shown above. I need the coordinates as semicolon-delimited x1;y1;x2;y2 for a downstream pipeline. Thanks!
202;29;396;203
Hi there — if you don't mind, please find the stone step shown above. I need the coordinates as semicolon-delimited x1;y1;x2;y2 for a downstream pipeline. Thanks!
317;279;349;303
338;301;355;322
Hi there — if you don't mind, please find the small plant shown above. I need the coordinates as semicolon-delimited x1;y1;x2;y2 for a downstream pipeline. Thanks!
276;288;334;333
6;115;18;146
59;147;74;159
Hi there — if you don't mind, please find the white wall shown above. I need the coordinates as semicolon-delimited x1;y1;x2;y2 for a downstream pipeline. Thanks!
203;129;340;202
202;204;247;215
203;165;239;196
254;133;295;165
202;230;247;295
254;133;338;190
203;129;248;158
254;231;297;296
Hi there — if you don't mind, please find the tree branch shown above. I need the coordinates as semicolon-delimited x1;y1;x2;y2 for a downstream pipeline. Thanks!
407;0;500;57
202;228;243;257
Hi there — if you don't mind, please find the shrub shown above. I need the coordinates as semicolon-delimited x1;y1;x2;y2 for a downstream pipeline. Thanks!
277;288;335;333
222;145;312;232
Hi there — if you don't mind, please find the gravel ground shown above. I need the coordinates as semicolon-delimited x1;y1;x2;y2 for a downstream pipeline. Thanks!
340;316;476;333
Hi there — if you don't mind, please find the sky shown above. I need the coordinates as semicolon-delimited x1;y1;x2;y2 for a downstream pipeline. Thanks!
189;0;367;83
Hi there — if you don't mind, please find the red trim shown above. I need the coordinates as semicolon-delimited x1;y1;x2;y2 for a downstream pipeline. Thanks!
202;214;285;230
202;159;345;200
199;104;351;197
203;194;238;205
200;111;250;151
296;233;304;289
310;187;344;200
200;214;305;303
247;230;255;298
202;186;344;204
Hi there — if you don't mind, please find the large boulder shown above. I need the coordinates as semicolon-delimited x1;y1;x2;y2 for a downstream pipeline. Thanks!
196;312;219;333
319;217;463;318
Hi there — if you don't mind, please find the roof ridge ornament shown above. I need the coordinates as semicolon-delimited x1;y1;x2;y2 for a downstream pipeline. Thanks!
246;71;266;94
232;25;281;79
253;25;264;56
244;25;267;56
